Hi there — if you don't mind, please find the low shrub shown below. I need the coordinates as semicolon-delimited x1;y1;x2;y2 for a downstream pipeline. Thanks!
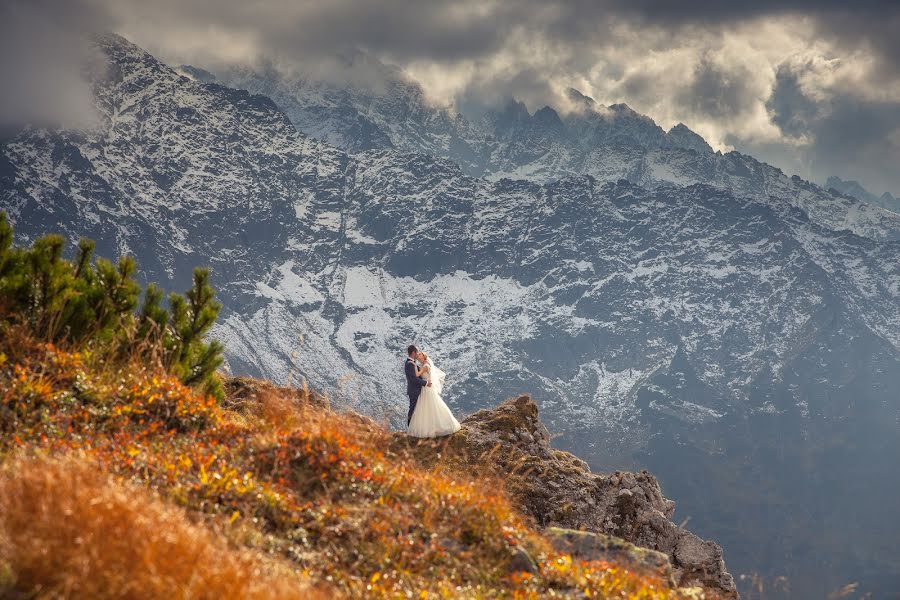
0;211;223;398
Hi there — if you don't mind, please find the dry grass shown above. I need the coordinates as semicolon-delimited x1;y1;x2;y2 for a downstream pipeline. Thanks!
0;326;717;598
0;454;322;600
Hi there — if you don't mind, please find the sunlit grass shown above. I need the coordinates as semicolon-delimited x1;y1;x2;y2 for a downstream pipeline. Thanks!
0;454;316;599
0;324;719;598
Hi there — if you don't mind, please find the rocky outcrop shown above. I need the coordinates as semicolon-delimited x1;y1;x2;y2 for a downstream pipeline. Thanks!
224;380;735;595
394;395;737;598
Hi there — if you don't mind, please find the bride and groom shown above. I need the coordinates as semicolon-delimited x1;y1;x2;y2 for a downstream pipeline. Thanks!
404;345;461;438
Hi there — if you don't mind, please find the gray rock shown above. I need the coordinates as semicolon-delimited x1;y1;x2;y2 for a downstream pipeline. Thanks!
545;527;672;581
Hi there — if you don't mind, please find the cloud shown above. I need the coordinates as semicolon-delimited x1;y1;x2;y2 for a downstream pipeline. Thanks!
768;64;822;140
0;0;110;130
3;0;900;194
764;57;900;196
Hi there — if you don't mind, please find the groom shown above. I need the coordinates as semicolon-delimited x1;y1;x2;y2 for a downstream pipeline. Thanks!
404;344;431;426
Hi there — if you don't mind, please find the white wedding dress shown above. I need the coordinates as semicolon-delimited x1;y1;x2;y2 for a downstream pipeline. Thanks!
407;358;461;438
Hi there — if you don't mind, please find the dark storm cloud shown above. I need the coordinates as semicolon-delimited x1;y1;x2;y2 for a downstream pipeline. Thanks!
787;89;900;197
100;1;900;102
748;55;900;195
0;0;110;128
815;10;900;86
678;56;760;119
107;0;524;63
275;2;512;61
767;65;821;139
604;0;896;21
606;0;900;89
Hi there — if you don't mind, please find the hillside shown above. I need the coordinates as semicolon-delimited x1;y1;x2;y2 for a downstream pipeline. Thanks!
0;221;734;598
2;33;900;597
0;349;731;599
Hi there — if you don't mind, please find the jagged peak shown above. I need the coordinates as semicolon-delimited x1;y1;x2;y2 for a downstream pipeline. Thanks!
826;175;864;191
533;105;564;129
607;102;638;115
91;32;162;66
566;87;597;108
666;122;713;154
484;98;533;133
87;32;185;86
501;97;530;116
90;31;137;51
603;103;664;131
825;175;900;213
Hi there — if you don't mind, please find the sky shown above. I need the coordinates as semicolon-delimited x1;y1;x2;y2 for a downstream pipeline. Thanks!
3;0;900;196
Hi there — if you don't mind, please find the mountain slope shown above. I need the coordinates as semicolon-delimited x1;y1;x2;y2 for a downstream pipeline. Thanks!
1;314;726;598
2;34;900;598
2;33;348;297
826;175;900;214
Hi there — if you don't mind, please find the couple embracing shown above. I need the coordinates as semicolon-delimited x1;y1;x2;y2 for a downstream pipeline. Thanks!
404;345;461;438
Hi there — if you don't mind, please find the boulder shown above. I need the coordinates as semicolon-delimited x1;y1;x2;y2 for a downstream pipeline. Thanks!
545;526;672;581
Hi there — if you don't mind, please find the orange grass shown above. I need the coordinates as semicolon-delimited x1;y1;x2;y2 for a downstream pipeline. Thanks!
0;454;318;600
0;324;717;598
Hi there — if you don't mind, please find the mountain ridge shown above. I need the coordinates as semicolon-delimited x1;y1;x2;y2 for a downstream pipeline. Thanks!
826;175;900;214
0;264;733;598
206;54;900;242
394;393;737;595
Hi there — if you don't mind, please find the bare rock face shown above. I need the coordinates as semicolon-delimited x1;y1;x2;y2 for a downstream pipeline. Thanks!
397;395;737;597
544;527;672;581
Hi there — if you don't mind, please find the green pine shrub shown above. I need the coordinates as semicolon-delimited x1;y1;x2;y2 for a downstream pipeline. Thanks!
0;211;224;399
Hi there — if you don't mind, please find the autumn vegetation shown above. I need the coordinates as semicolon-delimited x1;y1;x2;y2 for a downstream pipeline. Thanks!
0;211;716;598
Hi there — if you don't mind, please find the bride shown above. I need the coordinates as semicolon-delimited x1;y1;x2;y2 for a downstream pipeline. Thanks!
408;351;461;438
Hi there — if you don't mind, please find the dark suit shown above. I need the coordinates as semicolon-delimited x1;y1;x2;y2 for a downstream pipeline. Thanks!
404;357;428;426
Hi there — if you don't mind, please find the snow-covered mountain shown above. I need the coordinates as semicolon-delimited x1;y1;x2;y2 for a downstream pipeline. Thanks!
3;35;900;598
209;58;900;242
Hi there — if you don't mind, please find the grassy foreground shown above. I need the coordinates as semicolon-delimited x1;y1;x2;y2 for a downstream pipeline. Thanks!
0;327;721;599
0;219;716;598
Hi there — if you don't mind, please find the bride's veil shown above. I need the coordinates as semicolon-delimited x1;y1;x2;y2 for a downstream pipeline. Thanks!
428;358;447;395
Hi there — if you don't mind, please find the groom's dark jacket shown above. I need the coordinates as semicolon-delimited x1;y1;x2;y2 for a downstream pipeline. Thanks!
405;358;427;399
405;357;428;425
